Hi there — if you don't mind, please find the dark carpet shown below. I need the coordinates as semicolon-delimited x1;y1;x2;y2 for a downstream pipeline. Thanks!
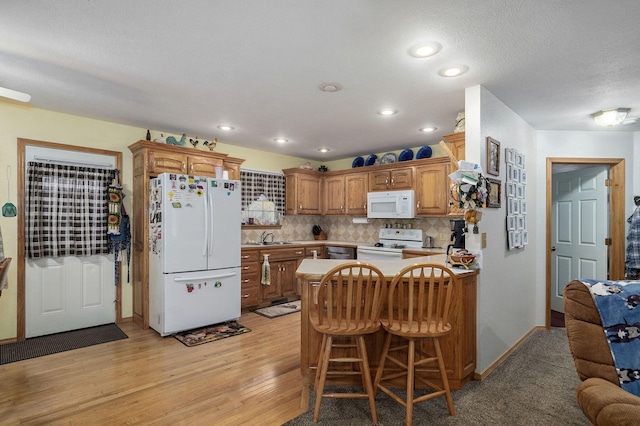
285;328;588;425
0;323;127;365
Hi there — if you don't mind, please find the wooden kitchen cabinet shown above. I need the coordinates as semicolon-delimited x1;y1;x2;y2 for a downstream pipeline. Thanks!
283;168;322;215
323;175;345;215
345;172;368;215
305;245;325;259
415;159;451;216
128;140;245;329
147;144;243;180
442;132;465;162
240;249;261;309
255;246;306;307
369;166;413;191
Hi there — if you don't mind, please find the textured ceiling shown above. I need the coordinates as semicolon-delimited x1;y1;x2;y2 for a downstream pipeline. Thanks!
1;1;639;161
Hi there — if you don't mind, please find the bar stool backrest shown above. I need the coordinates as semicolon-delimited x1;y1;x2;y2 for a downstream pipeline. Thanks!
314;262;385;334
386;263;457;336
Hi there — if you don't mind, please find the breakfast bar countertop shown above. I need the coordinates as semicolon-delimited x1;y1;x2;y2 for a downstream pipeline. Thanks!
296;254;478;278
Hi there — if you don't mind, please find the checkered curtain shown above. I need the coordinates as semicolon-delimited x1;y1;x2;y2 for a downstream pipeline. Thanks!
25;162;116;258
240;170;285;215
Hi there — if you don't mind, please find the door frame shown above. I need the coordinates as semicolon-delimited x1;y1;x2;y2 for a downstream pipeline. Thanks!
17;138;123;341
545;157;625;328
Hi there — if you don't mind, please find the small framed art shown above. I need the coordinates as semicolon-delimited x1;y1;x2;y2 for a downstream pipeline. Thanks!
486;177;501;208
486;137;500;176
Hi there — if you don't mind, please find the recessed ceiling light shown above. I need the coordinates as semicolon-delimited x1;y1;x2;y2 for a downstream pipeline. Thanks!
317;148;330;153
0;86;31;102
408;42;442;58
319;82;342;92
217;125;235;131
438;65;469;77
274;138;288;143
378;109;398;116
419;127;437;132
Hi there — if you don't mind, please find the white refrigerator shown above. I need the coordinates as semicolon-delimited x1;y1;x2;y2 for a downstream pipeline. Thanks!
148;173;241;336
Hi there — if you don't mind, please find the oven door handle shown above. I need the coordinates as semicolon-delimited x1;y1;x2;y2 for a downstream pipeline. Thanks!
356;248;402;257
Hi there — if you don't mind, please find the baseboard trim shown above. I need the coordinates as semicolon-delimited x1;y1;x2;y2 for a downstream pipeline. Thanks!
473;326;543;381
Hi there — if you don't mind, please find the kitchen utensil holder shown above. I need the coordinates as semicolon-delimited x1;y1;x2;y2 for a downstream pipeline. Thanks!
314;231;327;240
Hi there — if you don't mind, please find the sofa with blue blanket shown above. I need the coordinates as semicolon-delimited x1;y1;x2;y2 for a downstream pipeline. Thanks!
564;280;640;425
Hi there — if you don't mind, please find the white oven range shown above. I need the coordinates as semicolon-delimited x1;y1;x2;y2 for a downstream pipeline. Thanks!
356;228;423;261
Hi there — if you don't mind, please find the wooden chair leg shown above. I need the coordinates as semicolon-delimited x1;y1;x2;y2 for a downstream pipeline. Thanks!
313;335;333;423
314;334;327;393
374;331;393;390
407;339;415;426
434;338;455;416
356;335;378;424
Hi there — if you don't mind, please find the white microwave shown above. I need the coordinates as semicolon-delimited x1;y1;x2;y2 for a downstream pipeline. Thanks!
367;190;415;219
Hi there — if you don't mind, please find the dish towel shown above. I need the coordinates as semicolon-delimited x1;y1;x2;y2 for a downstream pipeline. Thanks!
261;255;271;285
580;279;640;396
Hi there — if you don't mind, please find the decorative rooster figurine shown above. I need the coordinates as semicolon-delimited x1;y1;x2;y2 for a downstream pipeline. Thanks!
204;138;217;151
189;136;199;148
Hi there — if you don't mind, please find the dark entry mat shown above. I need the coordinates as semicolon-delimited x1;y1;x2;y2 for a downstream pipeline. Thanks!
0;323;128;365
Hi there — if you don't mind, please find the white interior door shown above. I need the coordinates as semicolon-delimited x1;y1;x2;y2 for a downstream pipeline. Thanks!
24;145;118;338
26;255;115;338
551;165;608;312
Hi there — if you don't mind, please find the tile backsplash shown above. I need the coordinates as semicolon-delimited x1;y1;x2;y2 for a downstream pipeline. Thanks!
242;215;455;248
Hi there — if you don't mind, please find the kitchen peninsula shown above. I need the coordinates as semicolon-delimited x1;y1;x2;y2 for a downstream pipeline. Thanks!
296;254;478;389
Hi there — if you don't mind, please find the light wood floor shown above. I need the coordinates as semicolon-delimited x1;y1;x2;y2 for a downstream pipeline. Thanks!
0;311;309;425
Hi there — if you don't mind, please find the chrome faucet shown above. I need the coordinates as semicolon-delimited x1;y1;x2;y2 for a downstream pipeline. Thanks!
261;231;275;245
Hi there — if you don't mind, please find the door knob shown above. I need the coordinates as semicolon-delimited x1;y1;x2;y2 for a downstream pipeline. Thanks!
551;246;556;251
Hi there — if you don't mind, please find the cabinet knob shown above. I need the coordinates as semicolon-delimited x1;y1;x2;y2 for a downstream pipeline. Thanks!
241;255;250;259
242;294;249;298
299;204;302;209
182;162;187;172
242;279;250;283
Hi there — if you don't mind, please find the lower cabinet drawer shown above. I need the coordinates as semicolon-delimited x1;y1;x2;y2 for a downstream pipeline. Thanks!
241;271;260;308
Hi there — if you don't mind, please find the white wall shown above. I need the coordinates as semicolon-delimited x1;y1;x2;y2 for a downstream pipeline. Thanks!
466;86;538;373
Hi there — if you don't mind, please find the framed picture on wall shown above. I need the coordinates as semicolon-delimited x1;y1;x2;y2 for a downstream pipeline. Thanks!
486;137;500;176
486;177;501;208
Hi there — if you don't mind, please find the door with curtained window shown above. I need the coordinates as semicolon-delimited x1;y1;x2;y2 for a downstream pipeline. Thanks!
24;159;117;338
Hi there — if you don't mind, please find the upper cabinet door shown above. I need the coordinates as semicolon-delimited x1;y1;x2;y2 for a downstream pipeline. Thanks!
345;173;368;216
415;162;449;216
149;151;187;175
323;175;345;215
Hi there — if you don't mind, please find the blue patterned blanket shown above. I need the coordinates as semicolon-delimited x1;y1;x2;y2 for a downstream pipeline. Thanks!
580;279;640;396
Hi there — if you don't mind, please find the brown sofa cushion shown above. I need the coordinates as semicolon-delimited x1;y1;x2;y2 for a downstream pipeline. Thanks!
563;280;618;384
577;378;640;426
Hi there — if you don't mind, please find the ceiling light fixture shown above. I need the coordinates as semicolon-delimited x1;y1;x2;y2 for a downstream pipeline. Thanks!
217;125;234;131
591;108;630;127
378;109;398;116
274;138;288;144
319;82;342;92
438;65;469;77
408;42;442;58
419;127;437;132
0;86;31;103
317;148;330;153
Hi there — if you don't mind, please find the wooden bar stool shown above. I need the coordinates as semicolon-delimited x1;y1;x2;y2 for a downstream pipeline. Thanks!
309;262;386;423
374;263;457;425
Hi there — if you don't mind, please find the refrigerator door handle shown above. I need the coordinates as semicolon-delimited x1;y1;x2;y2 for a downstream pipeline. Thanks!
173;271;238;282
208;193;214;255
203;189;209;256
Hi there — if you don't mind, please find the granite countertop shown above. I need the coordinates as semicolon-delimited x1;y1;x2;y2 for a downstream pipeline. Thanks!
296;254;478;278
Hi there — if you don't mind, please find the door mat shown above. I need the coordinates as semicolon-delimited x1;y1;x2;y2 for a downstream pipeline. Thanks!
254;300;301;319
174;321;251;347
0;323;128;365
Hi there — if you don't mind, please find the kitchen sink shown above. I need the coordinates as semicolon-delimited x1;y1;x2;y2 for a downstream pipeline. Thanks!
244;241;293;246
